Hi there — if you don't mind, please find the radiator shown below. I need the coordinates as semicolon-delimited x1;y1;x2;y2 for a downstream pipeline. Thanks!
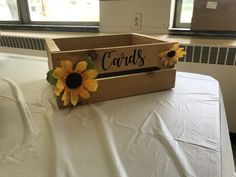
179;44;236;66
1;36;235;66
0;35;45;50
178;44;236;133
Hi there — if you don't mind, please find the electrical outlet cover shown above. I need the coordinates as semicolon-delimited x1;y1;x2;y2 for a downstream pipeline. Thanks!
132;13;142;30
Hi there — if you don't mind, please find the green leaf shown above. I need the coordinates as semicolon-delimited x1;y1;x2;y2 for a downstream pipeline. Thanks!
46;70;57;86
85;56;94;69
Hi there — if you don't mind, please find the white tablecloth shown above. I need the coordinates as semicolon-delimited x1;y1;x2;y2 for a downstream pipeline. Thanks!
0;53;235;177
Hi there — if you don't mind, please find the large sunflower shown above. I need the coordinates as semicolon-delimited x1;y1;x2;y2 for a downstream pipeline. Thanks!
52;60;98;106
159;43;186;66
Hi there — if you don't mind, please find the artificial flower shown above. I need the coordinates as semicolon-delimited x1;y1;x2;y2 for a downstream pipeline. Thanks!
159;43;186;66
52;60;98;106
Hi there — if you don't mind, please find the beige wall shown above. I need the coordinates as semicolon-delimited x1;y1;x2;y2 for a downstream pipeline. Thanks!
100;0;172;34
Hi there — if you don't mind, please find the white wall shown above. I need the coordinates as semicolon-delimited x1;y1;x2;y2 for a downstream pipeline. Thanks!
100;0;172;34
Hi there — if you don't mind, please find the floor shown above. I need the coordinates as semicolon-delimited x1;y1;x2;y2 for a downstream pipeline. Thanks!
230;133;236;167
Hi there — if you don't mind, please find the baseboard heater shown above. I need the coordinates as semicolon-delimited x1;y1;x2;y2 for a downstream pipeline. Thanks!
179;44;236;66
0;35;45;50
1;36;236;66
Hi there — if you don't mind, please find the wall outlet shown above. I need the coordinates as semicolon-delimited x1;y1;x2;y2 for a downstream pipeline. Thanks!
132;13;142;30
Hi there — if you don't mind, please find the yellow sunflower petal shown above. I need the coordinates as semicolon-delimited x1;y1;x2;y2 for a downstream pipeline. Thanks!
159;51;168;57
178;47;185;51
172;56;179;63
61;60;73;73
171;43;179;51
169;60;174;66
176;50;186;58
62;90;70;106
80;88;90;99
83;80;98;92
70;90;79;106
164;59;169;66
83;69;98;80
161;57;166;62
53;67;66;79
56;79;65;90
75;61;88;73
54;86;63;96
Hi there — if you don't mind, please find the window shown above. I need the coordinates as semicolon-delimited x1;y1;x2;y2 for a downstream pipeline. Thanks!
0;0;99;31
174;0;194;28
174;0;236;33
0;0;19;21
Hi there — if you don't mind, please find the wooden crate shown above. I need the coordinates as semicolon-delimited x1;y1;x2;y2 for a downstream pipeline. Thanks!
45;33;176;108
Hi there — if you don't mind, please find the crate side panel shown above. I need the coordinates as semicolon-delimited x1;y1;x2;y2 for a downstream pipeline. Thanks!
57;69;176;108
45;38;60;52
91;69;176;101
131;34;166;45
53;34;132;51
50;42;176;74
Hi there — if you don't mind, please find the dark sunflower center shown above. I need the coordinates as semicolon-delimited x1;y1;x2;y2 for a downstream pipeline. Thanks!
167;50;176;57
65;72;82;89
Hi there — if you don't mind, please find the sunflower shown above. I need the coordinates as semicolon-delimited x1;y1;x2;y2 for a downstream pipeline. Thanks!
52;60;98;106
159;43;186;66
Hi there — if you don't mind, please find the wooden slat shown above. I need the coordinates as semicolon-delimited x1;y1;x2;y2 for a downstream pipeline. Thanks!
53;34;132;51
44;38;60;70
44;38;60;52
57;68;176;108
131;33;166;45
50;42;176;74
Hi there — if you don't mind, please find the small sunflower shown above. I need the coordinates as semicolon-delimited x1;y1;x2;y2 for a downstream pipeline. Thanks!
159;43;186;66
52;60;98;106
